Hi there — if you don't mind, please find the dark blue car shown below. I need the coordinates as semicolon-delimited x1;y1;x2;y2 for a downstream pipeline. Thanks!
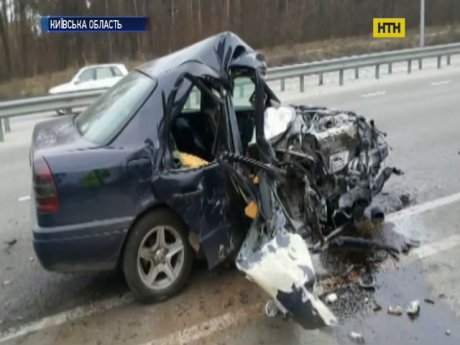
31;33;394;329
31;32;271;302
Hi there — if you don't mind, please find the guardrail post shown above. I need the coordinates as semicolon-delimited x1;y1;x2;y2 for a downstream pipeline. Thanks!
339;69;344;86
354;68;359;79
299;75;305;92
375;64;380;79
4;117;11;132
0;119;4;143
388;63;392;74
280;78;285;91
408;59;412;74
418;59;423;69
318;73;323;85
437;56;442;69
447;55;451;65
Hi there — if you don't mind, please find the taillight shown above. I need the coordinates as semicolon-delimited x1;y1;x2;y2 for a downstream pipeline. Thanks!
33;157;59;213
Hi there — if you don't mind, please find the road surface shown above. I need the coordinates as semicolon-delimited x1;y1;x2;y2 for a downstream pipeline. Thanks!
0;61;459;344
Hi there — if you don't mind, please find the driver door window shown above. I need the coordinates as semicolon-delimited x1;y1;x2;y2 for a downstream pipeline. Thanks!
170;82;225;166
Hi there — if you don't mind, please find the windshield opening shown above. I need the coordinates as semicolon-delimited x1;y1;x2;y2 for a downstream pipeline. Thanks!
75;71;157;145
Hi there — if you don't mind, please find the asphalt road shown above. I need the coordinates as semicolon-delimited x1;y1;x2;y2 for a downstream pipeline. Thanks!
0;62;460;344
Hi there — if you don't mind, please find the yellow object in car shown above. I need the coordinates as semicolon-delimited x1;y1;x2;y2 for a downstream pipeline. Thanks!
245;201;258;219
174;151;209;168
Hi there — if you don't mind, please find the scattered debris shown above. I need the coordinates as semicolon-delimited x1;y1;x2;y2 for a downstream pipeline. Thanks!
370;206;384;221
348;331;365;343
424;298;435;304
358;274;376;290
387;305;403;316
399;194;411;206
2;280;11;286
29;257;35;262
406;300;420;319
5;239;17;247
264;300;280;318
446;329;451;336
325;293;338;304
4;239;17;253
370;298;382;312
438;293;446;299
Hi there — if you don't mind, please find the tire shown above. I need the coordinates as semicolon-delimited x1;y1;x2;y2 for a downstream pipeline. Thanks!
122;209;193;303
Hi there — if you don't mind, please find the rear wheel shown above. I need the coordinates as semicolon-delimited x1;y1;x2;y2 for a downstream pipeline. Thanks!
122;209;193;303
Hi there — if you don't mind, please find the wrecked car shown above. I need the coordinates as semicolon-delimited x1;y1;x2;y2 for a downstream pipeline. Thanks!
30;32;398;329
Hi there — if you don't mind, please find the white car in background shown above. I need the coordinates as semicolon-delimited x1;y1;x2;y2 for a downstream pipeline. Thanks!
48;64;128;94
48;63;128;115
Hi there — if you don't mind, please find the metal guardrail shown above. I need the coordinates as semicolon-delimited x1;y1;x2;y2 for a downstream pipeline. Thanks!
1;42;460;142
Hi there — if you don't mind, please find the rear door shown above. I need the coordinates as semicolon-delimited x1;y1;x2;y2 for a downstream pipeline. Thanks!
152;74;249;268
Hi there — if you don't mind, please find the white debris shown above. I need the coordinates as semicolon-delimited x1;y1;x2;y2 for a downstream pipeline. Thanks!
387;305;403;316
2;280;11;286
406;300;420;318
325;293;338;304
446;329;451;336
348;331;365;343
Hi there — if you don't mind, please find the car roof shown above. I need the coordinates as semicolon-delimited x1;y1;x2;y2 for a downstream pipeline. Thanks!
79;63;126;70
136;32;265;81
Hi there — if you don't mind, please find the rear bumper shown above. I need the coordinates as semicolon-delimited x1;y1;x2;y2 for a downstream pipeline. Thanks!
32;217;132;272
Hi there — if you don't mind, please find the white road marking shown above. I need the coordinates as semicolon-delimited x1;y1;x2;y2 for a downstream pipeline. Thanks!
387;191;460;222
0;294;133;343
141;304;261;345
361;91;387;98
430;80;451;86
2;191;460;343
410;234;460;261
17;195;30;202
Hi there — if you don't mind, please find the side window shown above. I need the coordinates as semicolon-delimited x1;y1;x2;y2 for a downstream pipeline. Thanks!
95;67;113;80
232;76;255;108
182;86;201;112
111;66;123;77
77;69;94;82
170;81;225;165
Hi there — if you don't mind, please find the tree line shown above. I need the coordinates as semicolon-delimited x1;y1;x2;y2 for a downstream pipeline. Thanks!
0;0;459;83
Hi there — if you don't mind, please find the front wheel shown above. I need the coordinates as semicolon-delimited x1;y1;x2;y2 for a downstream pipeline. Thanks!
122;209;193;303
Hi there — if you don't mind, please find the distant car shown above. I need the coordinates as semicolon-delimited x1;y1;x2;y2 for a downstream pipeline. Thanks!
48;64;128;94
48;63;128;115
31;33;394;328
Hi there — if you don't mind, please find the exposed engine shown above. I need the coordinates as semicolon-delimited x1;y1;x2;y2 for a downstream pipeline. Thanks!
269;105;401;238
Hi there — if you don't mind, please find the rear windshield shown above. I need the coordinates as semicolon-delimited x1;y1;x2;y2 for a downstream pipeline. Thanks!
75;71;156;144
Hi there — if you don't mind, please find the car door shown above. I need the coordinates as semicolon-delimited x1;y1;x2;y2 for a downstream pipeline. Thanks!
152;75;250;269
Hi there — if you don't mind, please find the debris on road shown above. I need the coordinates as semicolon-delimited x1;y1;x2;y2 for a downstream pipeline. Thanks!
406;300;420;319
4;238;17;253
358;274;376;290
29;257;35;262
348;331;365;343
387;305;403;316
325;293;338;304
424;298;435;304
264;300;280;318
399;193;411;206
446;329;451;336
370;298;382;312
2;280;11;286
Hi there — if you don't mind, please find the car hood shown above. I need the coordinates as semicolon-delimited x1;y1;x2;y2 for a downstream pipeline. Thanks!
48;82;73;94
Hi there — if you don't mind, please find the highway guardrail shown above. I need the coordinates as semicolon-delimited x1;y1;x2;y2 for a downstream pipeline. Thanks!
1;42;460;142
